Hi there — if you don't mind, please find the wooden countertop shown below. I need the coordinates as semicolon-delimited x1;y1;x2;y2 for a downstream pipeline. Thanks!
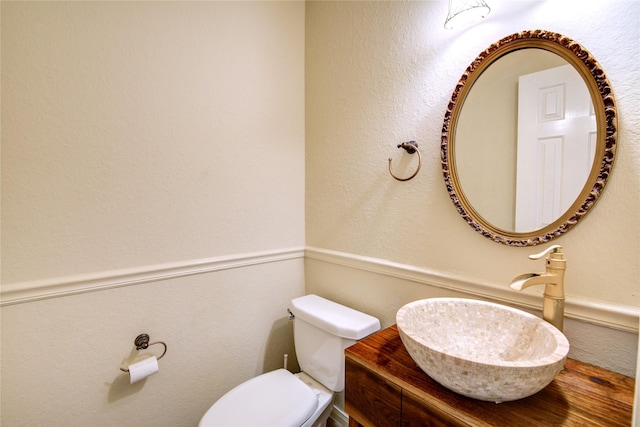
345;325;635;426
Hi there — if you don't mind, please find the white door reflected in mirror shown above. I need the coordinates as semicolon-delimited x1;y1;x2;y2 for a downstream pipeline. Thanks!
515;64;596;232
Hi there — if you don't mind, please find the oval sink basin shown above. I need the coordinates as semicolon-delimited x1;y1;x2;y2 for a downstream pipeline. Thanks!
396;298;569;403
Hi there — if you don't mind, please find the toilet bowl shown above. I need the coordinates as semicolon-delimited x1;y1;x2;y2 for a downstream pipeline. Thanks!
198;294;380;427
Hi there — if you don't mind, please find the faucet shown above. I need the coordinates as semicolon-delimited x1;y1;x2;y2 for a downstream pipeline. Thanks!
509;245;567;331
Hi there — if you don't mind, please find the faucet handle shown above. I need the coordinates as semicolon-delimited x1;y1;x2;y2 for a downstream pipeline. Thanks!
528;245;563;260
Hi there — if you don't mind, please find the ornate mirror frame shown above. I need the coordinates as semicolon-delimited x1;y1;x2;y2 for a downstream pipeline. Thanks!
441;30;617;246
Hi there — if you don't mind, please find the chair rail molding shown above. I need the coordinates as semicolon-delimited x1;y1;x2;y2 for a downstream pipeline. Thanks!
1;247;305;306
4;245;637;334
305;247;639;334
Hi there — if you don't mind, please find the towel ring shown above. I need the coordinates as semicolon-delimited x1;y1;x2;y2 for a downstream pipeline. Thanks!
389;141;421;181
120;333;167;372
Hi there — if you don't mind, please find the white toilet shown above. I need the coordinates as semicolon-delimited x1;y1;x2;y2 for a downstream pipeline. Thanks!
198;294;380;427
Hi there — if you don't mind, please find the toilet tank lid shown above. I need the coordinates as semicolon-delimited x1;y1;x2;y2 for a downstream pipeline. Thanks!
290;294;381;340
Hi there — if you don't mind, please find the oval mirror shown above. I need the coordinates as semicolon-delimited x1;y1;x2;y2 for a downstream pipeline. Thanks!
441;30;617;246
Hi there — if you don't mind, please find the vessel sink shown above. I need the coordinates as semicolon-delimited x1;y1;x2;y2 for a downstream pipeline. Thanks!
396;298;570;403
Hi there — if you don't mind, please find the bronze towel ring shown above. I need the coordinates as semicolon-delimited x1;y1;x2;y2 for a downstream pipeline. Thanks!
389;141;421;181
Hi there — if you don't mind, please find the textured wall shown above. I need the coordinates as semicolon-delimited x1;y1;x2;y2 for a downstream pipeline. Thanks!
1;261;304;426
1;2;305;426
306;1;639;310
2;1;305;283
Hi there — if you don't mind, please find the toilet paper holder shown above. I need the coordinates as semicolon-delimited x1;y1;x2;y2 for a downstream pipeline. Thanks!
120;333;167;372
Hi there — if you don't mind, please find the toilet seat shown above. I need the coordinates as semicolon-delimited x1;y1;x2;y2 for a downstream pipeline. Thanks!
199;369;318;427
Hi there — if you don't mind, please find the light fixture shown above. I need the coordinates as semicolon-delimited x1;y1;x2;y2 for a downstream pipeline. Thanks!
444;0;491;30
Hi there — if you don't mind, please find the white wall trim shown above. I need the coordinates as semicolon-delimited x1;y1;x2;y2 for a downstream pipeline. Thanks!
4;245;638;334
305;247;640;333
0;247;306;307
328;406;349;427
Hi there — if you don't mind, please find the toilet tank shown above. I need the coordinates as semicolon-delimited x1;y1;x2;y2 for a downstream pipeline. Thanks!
290;294;380;392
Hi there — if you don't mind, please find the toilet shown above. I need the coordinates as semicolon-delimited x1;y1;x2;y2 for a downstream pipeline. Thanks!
199;294;381;427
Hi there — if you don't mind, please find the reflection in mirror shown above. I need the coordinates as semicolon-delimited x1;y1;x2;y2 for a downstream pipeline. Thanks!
441;30;617;246
456;49;595;232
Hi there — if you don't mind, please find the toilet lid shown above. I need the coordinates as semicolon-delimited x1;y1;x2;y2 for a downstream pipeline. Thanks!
199;369;318;427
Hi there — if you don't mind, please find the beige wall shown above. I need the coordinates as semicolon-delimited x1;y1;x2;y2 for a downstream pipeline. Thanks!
306;0;639;375
2;1;305;283
2;261;304;425
2;0;639;425
1;1;305;426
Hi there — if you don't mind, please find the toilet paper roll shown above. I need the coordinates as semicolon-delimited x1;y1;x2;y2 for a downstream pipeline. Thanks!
128;355;159;384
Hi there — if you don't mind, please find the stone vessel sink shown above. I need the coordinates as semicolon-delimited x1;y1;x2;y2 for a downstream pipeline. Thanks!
396;298;570;403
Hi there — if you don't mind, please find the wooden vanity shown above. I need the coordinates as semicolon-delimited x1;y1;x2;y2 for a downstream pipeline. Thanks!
345;325;635;427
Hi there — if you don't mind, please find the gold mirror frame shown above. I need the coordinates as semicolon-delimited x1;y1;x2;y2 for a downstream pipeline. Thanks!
441;30;617;246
